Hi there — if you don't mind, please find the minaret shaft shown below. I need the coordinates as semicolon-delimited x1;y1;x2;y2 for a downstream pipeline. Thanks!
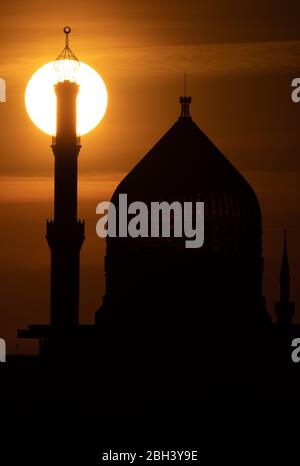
46;80;85;331
53;81;79;224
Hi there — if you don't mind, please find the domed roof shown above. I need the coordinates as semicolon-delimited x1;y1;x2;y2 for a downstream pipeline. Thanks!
111;97;262;255
98;96;269;330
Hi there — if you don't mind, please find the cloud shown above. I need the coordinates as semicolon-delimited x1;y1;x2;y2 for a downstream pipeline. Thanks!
0;175;124;203
90;40;300;78
3;40;300;86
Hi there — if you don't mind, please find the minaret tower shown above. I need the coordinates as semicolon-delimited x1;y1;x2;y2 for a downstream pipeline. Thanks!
46;27;85;331
275;230;295;326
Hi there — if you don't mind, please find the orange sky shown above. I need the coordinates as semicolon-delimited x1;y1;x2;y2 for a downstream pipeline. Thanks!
1;0;300;353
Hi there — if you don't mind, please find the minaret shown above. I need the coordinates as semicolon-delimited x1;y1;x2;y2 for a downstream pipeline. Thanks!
275;230;295;326
46;27;85;331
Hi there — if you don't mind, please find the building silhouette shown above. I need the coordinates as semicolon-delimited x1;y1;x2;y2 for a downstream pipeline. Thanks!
9;31;300;457
11;53;300;461
18;91;297;365
94;95;273;369
17;32;296;367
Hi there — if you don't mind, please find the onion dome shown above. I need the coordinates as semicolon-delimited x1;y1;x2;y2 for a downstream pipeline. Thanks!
110;96;262;256
98;95;270;331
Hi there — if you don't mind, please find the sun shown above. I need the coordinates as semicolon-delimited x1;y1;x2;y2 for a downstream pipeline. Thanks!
25;61;108;136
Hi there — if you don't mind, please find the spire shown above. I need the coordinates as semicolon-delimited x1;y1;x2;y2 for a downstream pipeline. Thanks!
280;230;290;302
275;230;295;326
179;73;192;119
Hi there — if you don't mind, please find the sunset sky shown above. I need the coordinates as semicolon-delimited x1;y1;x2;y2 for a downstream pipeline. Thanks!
1;0;300;353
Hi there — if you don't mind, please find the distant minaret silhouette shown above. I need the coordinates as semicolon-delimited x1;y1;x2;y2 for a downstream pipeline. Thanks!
275;230;294;326
179;73;191;119
46;27;84;330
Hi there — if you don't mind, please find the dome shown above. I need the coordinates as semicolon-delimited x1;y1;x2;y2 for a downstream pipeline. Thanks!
111;101;262;256
97;97;269;331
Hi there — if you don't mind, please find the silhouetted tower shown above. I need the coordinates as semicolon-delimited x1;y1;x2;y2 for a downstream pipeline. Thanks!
46;27;84;331
275;230;294;326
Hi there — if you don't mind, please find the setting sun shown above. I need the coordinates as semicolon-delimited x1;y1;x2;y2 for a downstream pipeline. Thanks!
25;61;108;136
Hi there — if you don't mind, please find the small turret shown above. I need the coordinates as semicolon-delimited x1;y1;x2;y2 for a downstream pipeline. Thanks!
275;230;295;326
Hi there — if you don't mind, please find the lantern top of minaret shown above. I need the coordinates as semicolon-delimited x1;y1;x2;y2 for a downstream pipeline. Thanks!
179;73;192;119
54;26;80;82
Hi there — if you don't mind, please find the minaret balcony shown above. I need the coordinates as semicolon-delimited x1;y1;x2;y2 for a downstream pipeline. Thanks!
51;135;81;146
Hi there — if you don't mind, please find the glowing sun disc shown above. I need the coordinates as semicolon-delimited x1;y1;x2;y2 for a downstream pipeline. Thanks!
25;61;108;136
